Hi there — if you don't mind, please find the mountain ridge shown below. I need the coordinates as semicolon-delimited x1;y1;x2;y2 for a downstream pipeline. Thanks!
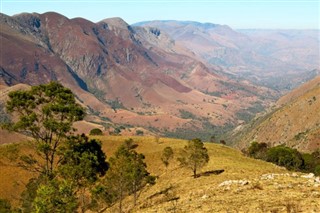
230;75;320;152
0;12;277;140
136;20;319;91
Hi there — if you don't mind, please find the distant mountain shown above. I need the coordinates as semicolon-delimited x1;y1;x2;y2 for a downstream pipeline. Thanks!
135;21;320;91
0;12;276;140
230;76;320;152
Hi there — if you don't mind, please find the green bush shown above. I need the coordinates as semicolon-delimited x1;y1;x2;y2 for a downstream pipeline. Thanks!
89;128;103;136
301;153;315;171
248;141;268;159
266;145;303;170
314;165;320;176
0;199;12;212
136;130;144;136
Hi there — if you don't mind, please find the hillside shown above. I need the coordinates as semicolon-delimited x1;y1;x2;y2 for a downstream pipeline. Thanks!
0;136;319;212
230;76;320;152
0;12;277;140
135;21;320;91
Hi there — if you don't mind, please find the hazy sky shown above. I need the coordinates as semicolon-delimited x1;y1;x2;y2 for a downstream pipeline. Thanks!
1;0;319;29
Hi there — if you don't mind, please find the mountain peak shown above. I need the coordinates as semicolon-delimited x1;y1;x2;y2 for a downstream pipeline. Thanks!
99;17;129;30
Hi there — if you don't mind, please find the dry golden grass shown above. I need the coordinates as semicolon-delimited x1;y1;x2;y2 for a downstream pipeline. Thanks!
1;136;319;212
94;136;320;213
0;142;37;206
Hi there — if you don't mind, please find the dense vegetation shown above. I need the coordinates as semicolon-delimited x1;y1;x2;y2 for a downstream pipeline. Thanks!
0;83;156;213
89;128;103;135
246;142;320;175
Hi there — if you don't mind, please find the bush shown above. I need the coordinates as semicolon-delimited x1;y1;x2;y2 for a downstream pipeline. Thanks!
89;128;103;136
136;130;144;136
0;199;12;212
248;141;268;159
314;165;320;176
301;153;316;171
266;145;303;170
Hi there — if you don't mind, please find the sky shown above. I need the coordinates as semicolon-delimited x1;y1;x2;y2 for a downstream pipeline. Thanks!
1;0;319;29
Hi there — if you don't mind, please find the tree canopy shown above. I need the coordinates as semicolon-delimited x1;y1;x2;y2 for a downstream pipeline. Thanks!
178;138;209;178
5;82;85;177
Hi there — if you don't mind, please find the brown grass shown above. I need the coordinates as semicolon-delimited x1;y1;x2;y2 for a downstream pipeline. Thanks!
1;135;319;212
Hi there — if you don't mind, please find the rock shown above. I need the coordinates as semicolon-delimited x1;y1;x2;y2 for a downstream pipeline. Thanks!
240;180;249;186
301;173;315;179
219;179;249;187
201;194;209;199
291;173;298;177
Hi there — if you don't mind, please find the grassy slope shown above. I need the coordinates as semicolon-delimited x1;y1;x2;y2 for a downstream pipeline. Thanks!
1;136;320;212
229;76;320;152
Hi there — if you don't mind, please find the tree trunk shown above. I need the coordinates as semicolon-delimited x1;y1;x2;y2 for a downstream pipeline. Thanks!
119;186;123;213
193;168;197;178
133;182;137;206
80;187;86;213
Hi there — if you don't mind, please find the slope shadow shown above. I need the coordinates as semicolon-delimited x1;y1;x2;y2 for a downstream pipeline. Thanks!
197;169;225;178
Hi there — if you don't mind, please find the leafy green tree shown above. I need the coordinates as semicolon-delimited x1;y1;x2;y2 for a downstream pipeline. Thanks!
301;153;316;171
33;179;78;213
135;130;144;136
5;82;85;178
178;138;209;178
161;146;174;169
103;139;150;212
0;199;12;213
314;165;320;176
58;134;108;212
266;145;303;170
20;177;43;212
89;128;103;135
248;141;268;159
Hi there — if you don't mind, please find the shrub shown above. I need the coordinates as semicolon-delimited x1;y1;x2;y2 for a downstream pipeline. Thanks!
0;199;12;212
314;165;320;176
89;128;103;136
301;153;315;171
266;145;303;170
136;130;144;136
248;141;268;159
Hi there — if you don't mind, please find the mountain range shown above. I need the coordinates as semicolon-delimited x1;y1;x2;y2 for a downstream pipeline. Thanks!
0;12;319;145
135;20;319;90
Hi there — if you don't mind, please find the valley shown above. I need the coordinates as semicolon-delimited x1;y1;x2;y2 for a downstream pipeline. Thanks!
0;9;319;213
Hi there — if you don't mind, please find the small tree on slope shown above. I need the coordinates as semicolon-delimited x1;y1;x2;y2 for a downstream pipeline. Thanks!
178;138;209;178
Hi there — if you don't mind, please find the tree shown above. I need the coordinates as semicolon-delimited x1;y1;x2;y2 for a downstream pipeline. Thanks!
103;139;150;212
135;130;144;136
58;134;109;212
5;82;85;178
89;128;103;135
266;145;303;170
178;138;209;178
0;199;12;213
33;179;78;213
248;141;268;159
161;146;174;170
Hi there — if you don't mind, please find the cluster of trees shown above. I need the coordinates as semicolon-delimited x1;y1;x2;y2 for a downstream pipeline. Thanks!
247;142;320;175
2;82;153;213
2;82;212;212
161;138;210;178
